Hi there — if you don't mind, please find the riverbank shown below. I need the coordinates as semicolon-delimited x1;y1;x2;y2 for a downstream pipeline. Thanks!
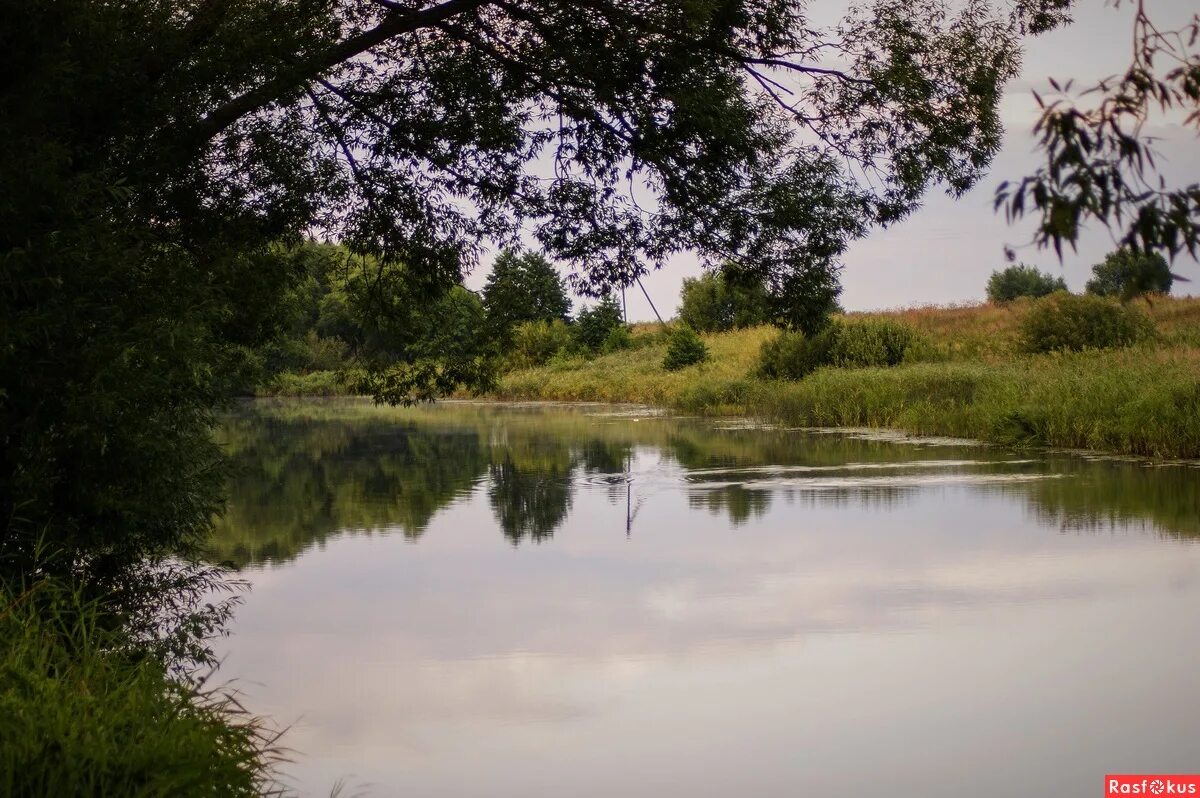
492;298;1200;459
259;297;1200;459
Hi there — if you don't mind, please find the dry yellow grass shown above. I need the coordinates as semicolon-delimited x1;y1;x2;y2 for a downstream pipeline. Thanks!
494;325;774;405
844;294;1200;358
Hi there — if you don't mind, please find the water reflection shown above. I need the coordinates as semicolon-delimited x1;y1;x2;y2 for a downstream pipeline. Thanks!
212;400;1200;566
488;456;572;544
210;400;1200;797
212;399;1200;566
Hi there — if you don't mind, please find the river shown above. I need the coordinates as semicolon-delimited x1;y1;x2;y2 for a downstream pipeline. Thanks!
211;399;1200;797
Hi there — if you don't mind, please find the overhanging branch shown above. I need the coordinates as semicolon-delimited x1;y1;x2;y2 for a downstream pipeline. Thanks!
187;0;491;145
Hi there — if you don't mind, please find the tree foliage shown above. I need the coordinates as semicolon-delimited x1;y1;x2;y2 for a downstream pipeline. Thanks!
1085;249;1174;299
481;250;571;341
998;3;1200;261
679;263;770;332
573;296;626;353
986;264;1067;303
250;240;495;400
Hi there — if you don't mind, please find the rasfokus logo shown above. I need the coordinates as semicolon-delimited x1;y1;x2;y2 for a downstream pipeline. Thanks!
1106;775;1200;795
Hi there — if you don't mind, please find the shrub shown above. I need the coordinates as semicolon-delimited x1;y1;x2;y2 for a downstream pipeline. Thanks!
509;319;573;367
301;329;349;372
986;264;1067;303
573;295;625;352
756;318;922;379
756;328;835;380
600;325;632;354
1020;293;1155;353
662;326;709;370
827;318;919;367
0;579;280;796
1086;249;1173;298
259;369;351;396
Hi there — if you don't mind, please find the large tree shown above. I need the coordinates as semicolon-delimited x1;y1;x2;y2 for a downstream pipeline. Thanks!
481;249;571;340
0;0;1078;594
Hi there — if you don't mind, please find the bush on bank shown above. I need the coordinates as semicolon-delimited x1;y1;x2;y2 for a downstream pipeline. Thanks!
0;578;281;797
663;326;710;370
508;319;574;368
757;318;923;379
492;304;1200;458
1019;292;1155;353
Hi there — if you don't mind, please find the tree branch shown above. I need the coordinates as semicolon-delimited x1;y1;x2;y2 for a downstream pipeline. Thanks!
187;0;491;144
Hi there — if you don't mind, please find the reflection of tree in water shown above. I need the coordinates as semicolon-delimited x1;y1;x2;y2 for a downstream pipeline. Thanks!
211;414;488;565
576;439;632;475
211;401;1200;565
688;485;771;526
1012;458;1200;540
488;457;573;545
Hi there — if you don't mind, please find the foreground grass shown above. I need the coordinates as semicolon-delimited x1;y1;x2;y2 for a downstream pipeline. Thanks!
0;579;282;797
494;297;1200;458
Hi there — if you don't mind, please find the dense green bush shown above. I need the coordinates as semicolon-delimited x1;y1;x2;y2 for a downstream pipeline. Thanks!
827;318;919;367
986;264;1067;302
756;329;834;380
0;579;279;796
600;325;633;354
663;326;710;370
757;318;921;379
573;295;626;352
1086;249;1174;298
259;369;352;396
509;319;573;368
1020;293;1154;353
678;265;770;332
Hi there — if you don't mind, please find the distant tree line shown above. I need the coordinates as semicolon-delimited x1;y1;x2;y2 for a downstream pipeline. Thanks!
986;249;1175;304
256;242;637;387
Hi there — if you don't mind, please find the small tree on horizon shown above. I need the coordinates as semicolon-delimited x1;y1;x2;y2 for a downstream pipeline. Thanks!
1085;249;1174;300
986;264;1067;303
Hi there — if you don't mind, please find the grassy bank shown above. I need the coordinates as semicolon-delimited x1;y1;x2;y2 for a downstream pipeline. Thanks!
0;578;282;796
492;297;1200;459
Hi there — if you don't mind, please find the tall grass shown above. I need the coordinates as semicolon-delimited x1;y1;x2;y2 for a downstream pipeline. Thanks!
748;350;1200;458
0;577;285;797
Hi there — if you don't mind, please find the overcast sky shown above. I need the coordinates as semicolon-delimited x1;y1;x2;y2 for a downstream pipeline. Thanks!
467;0;1200;318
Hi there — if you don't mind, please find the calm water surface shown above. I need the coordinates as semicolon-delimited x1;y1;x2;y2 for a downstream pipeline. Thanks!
211;399;1200;797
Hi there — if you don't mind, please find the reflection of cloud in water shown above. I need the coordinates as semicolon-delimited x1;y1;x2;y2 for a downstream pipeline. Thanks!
220;489;1200;794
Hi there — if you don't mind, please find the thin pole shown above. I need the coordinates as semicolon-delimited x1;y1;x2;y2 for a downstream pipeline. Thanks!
626;478;632;538
636;276;664;323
